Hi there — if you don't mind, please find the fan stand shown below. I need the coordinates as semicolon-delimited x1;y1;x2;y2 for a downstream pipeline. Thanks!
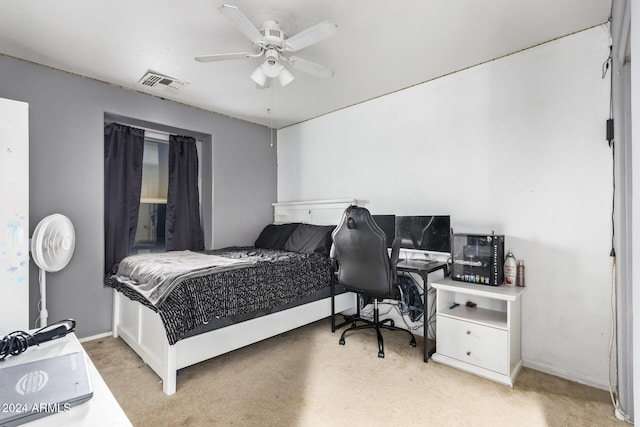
39;268;48;328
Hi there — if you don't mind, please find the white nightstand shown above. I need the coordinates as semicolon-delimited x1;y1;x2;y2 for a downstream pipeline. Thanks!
431;277;526;386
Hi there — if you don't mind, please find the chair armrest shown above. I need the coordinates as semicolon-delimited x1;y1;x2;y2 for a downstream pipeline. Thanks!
390;237;402;265
390;237;401;283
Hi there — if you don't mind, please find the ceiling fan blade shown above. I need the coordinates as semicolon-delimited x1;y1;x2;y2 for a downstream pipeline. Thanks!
283;20;338;52
195;52;260;62
219;4;265;46
287;56;334;79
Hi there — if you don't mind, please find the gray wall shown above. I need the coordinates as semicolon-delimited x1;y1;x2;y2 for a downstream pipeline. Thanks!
0;54;276;339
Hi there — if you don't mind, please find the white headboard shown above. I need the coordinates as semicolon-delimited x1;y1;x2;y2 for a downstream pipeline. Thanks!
273;199;357;225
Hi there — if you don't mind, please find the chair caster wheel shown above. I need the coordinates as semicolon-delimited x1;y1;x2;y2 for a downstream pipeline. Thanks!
410;340;416;347
339;339;345;345
378;351;385;358
389;320;395;327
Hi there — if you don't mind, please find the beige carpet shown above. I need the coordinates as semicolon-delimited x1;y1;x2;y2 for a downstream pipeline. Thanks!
83;319;626;427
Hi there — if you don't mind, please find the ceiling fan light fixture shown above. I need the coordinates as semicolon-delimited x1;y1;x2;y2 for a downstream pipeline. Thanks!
264;48;279;64
262;60;282;78
250;65;268;87
278;67;295;87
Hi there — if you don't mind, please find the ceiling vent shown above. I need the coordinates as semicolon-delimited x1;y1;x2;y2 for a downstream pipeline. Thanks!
138;70;187;94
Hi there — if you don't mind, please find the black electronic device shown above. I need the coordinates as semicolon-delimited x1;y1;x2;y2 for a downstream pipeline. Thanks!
395;215;451;254
371;214;396;249
32;320;76;344
1;319;77;361
451;233;505;286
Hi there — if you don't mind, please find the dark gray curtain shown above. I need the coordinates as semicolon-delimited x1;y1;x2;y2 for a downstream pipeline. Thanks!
104;123;145;273
165;135;205;251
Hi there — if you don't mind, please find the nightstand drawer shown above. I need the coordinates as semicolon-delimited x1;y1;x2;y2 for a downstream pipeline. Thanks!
437;315;508;375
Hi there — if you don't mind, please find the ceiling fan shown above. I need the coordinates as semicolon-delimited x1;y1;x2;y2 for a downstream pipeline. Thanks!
195;4;338;88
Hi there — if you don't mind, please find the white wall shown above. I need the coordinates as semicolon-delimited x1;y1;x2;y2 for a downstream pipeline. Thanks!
278;27;612;388
0;98;29;334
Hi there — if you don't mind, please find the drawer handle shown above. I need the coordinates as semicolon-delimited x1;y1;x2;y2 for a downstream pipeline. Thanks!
466;351;471;356
466;330;471;335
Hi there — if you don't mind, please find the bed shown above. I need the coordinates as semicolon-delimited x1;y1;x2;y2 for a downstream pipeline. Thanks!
107;199;357;395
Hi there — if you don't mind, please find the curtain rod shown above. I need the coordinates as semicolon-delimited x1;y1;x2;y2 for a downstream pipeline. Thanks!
144;129;170;143
143;128;203;144
106;120;203;144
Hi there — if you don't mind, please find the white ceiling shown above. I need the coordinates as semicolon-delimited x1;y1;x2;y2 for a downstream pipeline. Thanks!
0;0;611;129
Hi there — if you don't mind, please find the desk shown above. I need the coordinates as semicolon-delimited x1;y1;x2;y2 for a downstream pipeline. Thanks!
396;259;448;362
0;333;131;426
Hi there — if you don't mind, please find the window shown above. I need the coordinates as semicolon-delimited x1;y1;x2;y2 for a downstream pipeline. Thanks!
132;140;168;253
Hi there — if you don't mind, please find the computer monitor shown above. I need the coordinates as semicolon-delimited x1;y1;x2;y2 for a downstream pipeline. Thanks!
395;215;451;254
371;214;396;249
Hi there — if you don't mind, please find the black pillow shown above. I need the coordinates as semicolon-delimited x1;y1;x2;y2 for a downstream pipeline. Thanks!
283;224;335;255
254;223;300;250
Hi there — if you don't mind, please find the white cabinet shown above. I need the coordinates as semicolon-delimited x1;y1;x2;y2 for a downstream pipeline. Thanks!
431;277;526;386
0;97;29;334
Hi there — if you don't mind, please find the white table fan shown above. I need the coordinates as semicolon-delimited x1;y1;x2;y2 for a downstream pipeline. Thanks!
30;214;75;328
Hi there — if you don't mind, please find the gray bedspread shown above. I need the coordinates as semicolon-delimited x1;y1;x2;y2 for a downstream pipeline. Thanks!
112;250;255;306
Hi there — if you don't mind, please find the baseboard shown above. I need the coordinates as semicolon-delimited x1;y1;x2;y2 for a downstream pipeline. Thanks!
522;359;609;391
78;331;113;343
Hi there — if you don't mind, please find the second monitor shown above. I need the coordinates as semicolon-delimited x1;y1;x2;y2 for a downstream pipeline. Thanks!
395;215;451;254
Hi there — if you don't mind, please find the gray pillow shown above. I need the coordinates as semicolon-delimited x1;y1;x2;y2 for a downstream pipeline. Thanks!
254;223;300;250
283;224;335;255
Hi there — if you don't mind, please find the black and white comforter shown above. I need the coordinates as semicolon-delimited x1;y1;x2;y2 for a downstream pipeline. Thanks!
112;250;256;307
105;247;333;345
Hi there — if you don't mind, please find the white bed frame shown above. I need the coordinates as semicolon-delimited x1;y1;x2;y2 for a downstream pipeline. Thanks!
112;199;357;395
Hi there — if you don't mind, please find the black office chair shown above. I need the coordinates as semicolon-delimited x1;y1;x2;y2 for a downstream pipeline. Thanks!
330;205;416;358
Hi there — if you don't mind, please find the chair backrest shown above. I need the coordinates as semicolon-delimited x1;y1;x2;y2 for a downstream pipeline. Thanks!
331;206;398;299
